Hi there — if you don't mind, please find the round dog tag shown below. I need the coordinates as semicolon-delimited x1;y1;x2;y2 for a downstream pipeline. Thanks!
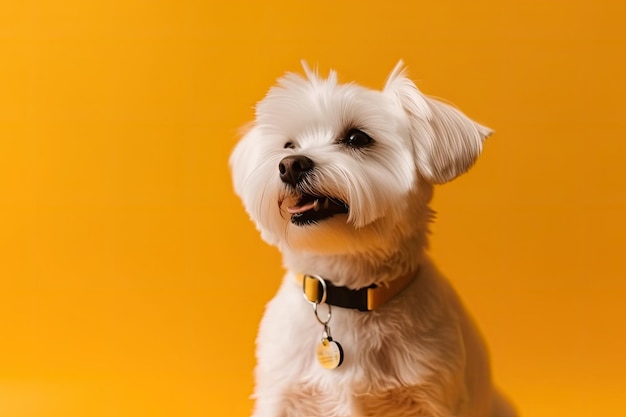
316;337;344;369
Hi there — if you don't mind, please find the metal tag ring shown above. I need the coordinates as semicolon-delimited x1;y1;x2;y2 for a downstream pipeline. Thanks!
313;302;332;326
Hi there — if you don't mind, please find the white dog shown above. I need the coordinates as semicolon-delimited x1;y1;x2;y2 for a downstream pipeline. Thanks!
230;61;516;417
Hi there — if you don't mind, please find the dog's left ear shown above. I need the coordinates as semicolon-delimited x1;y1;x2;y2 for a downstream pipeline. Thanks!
384;61;493;184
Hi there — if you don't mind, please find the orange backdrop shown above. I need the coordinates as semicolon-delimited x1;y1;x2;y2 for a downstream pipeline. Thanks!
1;1;625;416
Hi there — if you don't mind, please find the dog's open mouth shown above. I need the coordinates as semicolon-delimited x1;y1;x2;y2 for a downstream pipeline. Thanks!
286;194;349;226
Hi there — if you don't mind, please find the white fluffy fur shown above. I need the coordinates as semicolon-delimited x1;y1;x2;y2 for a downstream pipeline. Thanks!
230;61;516;417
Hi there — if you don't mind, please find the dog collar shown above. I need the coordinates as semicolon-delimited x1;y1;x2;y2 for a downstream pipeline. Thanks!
297;271;415;312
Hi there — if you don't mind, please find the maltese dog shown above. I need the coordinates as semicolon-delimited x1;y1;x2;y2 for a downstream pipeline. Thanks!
230;61;516;417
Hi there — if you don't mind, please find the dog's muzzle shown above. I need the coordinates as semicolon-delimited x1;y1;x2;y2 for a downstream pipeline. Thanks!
279;155;349;225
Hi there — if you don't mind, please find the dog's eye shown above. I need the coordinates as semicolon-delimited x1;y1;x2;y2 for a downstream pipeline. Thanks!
344;129;372;148
284;142;295;149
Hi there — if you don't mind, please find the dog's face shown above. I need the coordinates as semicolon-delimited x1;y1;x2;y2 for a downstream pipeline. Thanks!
230;62;491;254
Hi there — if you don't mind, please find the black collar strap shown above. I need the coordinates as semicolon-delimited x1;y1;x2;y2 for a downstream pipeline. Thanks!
297;271;415;312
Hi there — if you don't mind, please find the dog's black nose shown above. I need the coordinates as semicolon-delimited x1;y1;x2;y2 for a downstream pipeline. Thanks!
279;155;314;186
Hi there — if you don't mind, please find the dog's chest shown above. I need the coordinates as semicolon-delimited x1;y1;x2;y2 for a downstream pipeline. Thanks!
255;277;433;415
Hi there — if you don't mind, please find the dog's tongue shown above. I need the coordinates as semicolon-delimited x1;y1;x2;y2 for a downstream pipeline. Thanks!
287;199;317;214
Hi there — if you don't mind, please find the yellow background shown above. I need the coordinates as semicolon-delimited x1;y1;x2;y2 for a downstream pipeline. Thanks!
1;1;625;416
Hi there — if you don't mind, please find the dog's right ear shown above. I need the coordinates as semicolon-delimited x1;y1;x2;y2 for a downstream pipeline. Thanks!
384;61;492;184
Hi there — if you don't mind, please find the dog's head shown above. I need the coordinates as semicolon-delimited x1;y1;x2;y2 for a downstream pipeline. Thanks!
230;61;491;254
